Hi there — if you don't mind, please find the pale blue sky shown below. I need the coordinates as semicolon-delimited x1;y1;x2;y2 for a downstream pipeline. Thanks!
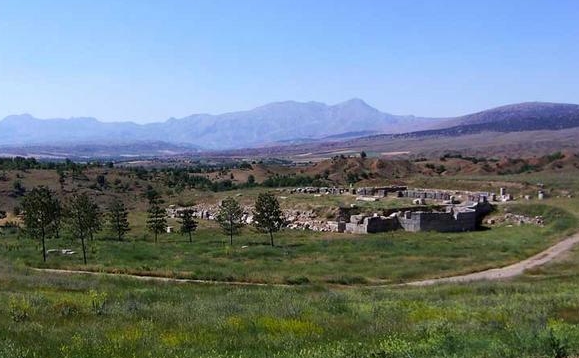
1;0;578;123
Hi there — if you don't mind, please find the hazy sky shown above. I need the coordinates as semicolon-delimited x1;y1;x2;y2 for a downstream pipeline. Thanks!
1;0;578;123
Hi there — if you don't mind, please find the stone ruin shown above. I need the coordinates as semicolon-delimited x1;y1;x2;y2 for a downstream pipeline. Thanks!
290;185;408;198
163;186;498;235
331;199;493;234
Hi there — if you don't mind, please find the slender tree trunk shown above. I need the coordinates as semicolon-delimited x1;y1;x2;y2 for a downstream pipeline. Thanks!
229;217;233;246
81;236;87;265
154;231;158;244
41;227;46;263
117;217;122;241
189;231;192;243
270;230;274;247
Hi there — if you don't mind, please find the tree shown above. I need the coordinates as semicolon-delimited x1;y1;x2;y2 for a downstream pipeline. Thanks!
146;195;166;243
86;200;102;241
179;209;198;243
252;192;285;247
360;151;367;159
96;174;107;188
12;180;26;196
66;193;100;265
216;197;243;245
53;201;63;238
22;186;61;262
107;199;130;241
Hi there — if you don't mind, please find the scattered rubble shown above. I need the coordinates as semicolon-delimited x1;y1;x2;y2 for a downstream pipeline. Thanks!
47;249;76;255
487;213;545;227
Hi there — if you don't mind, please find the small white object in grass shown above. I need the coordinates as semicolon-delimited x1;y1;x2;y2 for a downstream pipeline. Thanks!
241;245;248;249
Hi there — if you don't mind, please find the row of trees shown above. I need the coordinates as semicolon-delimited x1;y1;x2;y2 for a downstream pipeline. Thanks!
215;193;285;247
20;186;286;264
21;187;131;264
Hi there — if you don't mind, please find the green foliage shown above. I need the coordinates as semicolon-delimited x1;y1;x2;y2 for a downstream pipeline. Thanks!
9;295;31;322
253;192;285;246
88;289;108;315
178;209;198;243
262;174;322;188
547;151;565;162
107;199;131;241
66;193;101;264
146;195;167;243
216;197;244;245
11;180;26;196
21;186;61;262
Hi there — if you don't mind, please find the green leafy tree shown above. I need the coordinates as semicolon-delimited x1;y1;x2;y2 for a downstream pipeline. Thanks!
179;209;198;243
216;197;244;245
53;201;63;238
87;200;102;241
107;199;130;241
22;186;61;262
252;192;285;247
146;195;166;243
66;193;100;264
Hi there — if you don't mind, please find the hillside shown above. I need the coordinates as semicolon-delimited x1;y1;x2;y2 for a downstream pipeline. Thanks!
2;101;579;158
437;102;579;131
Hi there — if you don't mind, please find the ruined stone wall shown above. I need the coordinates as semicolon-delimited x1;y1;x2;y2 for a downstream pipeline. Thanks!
398;210;477;232
400;190;452;201
344;216;399;234
365;216;400;233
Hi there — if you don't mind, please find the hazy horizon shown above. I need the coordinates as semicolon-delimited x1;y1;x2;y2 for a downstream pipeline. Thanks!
1;0;578;123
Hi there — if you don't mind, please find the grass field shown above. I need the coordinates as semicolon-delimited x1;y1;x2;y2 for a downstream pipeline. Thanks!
3;165;579;357
0;202;575;285
3;238;579;357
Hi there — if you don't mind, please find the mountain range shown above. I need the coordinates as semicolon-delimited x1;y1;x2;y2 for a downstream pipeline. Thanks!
0;99;436;150
1;100;579;155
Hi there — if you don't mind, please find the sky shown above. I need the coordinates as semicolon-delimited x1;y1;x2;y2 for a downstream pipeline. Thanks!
1;0;578;123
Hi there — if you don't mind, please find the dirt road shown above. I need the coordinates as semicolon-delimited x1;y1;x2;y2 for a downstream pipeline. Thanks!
405;232;579;286
33;232;579;288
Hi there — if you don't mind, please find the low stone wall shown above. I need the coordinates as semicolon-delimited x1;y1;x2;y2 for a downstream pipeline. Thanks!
397;210;477;232
345;215;399;234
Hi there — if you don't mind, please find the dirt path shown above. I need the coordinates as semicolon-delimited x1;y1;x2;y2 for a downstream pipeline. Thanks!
33;268;291;287
405;231;579;286
33;232;579;288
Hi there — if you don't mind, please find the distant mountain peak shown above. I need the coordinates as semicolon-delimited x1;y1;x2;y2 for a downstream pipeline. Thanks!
339;98;371;106
2;100;577;152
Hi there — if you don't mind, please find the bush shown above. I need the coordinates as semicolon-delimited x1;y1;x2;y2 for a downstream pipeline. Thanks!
53;299;82;317
9;295;31;322
285;275;311;285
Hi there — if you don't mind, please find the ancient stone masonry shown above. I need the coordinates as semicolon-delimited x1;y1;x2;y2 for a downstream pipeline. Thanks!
343;214;399;234
290;185;407;197
163;186;495;235
291;187;350;194
354;186;407;197
399;189;452;201
338;201;492;234
397;207;478;232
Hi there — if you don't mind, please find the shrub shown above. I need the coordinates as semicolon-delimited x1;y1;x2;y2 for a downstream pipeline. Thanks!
285;275;311;285
9;295;31;322
88;289;108;315
53;299;82;317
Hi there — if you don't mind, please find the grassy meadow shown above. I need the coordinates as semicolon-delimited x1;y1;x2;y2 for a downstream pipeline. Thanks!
0;202;575;285
3;239;579;357
2;162;579;357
